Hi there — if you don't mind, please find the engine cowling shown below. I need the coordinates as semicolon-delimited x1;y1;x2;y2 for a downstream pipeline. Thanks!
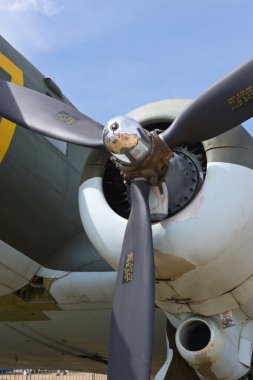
79;98;253;319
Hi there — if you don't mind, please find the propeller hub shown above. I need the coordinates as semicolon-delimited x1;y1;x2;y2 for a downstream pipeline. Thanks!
103;115;152;165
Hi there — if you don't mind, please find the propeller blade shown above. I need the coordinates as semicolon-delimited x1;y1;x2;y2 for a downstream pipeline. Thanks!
108;179;155;380
161;58;253;147
0;79;104;148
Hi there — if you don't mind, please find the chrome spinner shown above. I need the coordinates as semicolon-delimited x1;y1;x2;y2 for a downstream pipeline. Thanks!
103;115;152;165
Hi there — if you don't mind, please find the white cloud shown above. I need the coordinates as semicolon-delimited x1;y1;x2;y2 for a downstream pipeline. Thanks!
0;0;62;16
0;0;158;56
0;0;130;54
0;0;68;54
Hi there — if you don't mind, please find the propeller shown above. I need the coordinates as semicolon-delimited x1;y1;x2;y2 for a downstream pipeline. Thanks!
161;58;253;147
0;79;104;148
108;179;154;380
0;57;253;379
0;58;252;149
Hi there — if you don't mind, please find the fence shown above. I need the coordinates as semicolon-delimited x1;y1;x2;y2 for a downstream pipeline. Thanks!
0;371;107;380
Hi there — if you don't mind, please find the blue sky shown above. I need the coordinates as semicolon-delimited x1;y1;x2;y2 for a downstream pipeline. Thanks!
1;0;253;133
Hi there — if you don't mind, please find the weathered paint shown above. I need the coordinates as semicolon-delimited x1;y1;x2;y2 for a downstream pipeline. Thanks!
194;351;217;380
175;312;250;380
154;249;195;280
0;293;60;322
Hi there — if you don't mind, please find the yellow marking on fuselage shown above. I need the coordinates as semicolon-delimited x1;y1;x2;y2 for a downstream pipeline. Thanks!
0;53;24;162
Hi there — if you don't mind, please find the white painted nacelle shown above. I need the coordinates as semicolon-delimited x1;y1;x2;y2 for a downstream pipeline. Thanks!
79;99;253;379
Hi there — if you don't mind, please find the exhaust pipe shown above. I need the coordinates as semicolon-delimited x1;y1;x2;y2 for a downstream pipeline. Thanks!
175;316;250;380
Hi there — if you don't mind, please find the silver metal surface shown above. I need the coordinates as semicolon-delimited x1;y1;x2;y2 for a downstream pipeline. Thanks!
102;115;152;164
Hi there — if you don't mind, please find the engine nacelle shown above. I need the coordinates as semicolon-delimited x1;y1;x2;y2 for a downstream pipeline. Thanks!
79;98;253;319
